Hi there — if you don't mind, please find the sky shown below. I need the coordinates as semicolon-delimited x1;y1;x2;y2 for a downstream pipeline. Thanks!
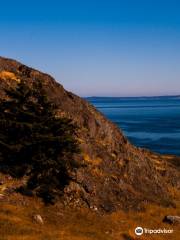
0;0;180;97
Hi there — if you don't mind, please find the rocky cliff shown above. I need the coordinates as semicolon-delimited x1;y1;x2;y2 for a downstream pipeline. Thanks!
0;56;179;212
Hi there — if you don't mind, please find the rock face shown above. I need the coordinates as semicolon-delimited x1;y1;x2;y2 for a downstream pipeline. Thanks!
0;56;179;212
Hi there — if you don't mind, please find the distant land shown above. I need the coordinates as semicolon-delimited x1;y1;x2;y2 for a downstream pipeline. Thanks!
86;95;180;99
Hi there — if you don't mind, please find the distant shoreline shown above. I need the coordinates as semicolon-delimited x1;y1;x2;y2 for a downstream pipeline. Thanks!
85;95;180;99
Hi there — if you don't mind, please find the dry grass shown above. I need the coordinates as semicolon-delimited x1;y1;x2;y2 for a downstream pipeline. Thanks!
83;154;102;166
0;155;179;240
0;193;179;240
0;71;20;83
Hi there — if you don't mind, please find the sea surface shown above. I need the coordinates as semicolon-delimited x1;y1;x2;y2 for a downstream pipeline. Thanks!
86;96;180;156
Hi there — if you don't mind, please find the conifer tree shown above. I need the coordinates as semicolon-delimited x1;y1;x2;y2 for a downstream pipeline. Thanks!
0;81;80;203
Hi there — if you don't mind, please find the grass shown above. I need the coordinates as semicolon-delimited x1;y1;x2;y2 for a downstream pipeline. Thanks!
0;194;179;240
0;71;20;83
0;154;179;240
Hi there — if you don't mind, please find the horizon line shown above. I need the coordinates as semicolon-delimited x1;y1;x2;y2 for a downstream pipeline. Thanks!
84;94;180;98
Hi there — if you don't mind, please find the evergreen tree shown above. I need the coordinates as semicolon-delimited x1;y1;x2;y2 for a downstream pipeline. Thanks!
0;81;80;203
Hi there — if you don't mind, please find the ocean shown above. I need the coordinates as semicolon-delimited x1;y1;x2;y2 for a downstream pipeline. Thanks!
86;96;180;156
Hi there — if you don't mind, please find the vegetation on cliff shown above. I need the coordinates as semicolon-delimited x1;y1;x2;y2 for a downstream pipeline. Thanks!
0;81;80;203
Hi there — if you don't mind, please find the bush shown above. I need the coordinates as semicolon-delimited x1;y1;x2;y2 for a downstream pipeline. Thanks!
0;81;80;203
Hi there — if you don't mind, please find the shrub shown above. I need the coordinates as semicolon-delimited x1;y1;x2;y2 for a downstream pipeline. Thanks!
0;81;80;203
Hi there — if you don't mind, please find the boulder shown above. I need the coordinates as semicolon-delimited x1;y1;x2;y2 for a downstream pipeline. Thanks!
33;214;44;225
163;215;180;224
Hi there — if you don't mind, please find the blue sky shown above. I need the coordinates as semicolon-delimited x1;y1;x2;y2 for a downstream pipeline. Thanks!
0;0;180;96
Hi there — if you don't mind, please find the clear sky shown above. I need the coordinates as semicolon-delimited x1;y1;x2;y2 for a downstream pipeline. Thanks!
0;0;180;97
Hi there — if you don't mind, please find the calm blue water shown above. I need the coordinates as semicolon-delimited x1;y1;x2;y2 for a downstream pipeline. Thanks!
86;96;180;156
